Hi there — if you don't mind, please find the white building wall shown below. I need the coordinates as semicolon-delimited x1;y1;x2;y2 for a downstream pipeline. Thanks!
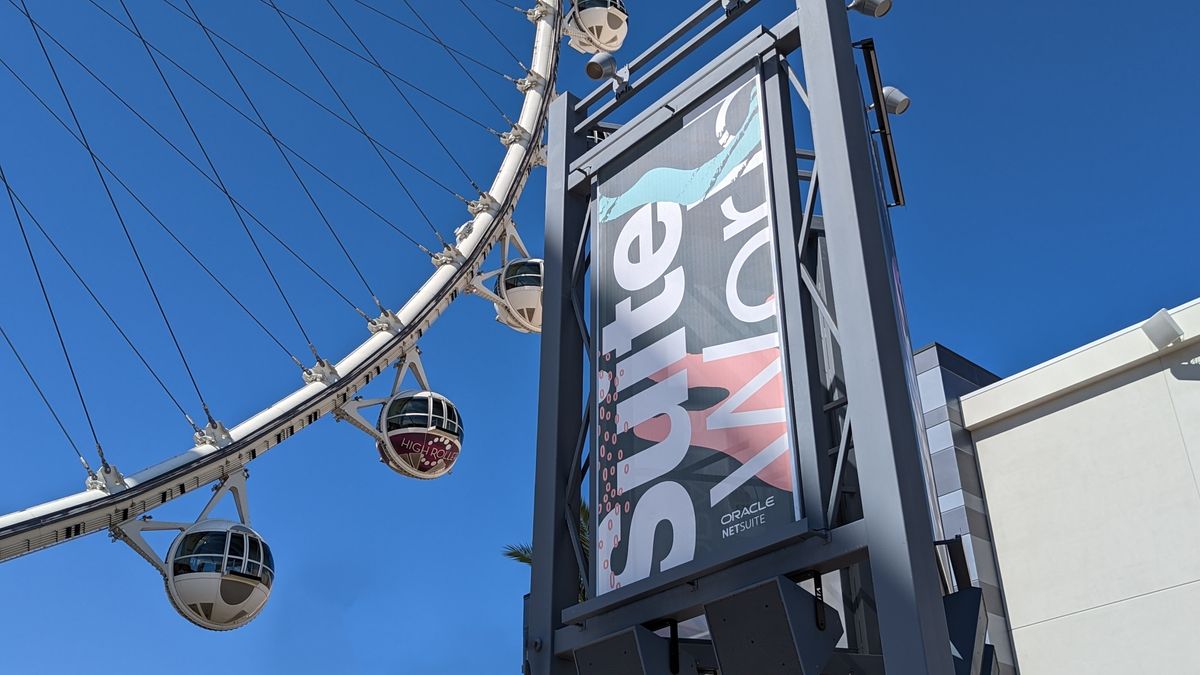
962;300;1200;674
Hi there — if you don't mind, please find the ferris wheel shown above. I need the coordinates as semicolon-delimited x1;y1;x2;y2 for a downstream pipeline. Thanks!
0;0;628;631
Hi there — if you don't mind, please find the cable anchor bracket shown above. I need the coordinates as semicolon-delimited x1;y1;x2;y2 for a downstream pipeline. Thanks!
193;419;234;449
86;462;130;495
303;358;341;385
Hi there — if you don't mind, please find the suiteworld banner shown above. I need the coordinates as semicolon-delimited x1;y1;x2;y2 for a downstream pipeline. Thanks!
593;71;801;597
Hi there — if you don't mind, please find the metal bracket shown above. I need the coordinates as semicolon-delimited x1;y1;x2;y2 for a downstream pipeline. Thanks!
86;463;129;494
333;346;431;447
332;396;390;444
198;469;252;526
369;308;404;335
468;192;501;217
468;220;531;306
516;70;546;93
502;123;533;147
529;144;548;167
721;0;748;15
526;0;554;23
432;245;466;268
111;469;251;578
193;419;234;449
303;358;341;385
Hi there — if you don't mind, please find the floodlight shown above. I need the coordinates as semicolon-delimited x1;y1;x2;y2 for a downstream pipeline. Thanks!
882;86;911;115
848;0;893;18
587;51;619;80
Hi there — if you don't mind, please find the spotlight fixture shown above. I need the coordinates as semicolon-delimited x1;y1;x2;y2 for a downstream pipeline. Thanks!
881;86;911;115
586;51;629;95
586;51;618;80
848;0;893;18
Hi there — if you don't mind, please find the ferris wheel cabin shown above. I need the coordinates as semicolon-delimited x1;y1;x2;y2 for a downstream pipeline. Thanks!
494;258;544;333
567;0;629;53
165;520;275;631
376;391;463;480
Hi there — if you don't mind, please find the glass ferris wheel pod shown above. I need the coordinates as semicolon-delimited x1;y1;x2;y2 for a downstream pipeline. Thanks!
335;347;464;481
0;0;577;627
565;0;630;54
114;470;273;632
469;224;545;334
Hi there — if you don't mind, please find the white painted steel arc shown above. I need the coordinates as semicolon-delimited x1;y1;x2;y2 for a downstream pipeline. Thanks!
0;2;563;564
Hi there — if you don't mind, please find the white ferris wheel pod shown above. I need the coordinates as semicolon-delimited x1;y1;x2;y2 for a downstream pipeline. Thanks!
114;471;274;632
0;0;563;573
566;0;629;54
470;224;544;334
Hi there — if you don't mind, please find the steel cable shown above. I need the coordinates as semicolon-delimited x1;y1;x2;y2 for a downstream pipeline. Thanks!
268;0;449;248
0;55;306;366
457;0;525;67
184;0;380;331
398;0;513;125
17;0;214;430
87;0;472;207
0;52;379;317
8;186;203;430
0;158;106;470
0;318;95;477
328;0;484;195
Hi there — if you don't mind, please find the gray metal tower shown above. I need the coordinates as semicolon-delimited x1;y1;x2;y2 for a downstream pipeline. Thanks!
525;2;994;673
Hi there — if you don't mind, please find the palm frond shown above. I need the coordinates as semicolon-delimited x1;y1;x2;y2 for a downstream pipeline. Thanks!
503;501;593;568
502;543;534;565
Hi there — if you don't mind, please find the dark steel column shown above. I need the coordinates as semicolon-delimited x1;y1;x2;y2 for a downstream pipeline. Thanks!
795;1;955;672
761;51;835;532
527;91;589;675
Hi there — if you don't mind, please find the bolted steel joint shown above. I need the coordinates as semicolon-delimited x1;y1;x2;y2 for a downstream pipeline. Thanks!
303;359;341;385
369;308;404;335
431;246;466;268
467;192;501;217
515;70;546;93
194;419;234;449
501;124;532;147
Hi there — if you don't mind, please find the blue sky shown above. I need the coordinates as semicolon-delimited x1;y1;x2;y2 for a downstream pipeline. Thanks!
0;1;1196;673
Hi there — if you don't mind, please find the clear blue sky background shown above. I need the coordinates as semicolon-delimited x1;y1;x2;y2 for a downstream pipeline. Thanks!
0;1;1196;673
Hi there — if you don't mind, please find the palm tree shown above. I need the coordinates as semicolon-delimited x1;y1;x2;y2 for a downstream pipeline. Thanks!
504;502;591;601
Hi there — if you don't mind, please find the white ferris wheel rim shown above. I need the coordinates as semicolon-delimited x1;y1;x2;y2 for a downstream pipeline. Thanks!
0;1;564;564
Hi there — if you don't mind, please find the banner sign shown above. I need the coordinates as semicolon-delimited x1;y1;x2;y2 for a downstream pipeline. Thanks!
593;70;802;597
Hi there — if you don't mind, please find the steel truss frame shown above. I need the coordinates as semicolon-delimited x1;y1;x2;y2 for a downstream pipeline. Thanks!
527;1;954;673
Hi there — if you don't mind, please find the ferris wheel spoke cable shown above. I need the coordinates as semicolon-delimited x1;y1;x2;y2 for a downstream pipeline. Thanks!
328;0;482;194
456;0;525;68
0;318;94;477
397;0;513;126
157;0;501;140
0;50;389;323
17;0;215;430
90;0;475;211
0;160;106;474
266;0;449;249
5;184;204;430
345;0;512;80
0;55;312;366
119;0;376;362
184;0;380;327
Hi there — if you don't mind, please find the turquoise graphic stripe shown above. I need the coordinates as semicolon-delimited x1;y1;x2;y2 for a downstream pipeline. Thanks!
598;87;761;223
